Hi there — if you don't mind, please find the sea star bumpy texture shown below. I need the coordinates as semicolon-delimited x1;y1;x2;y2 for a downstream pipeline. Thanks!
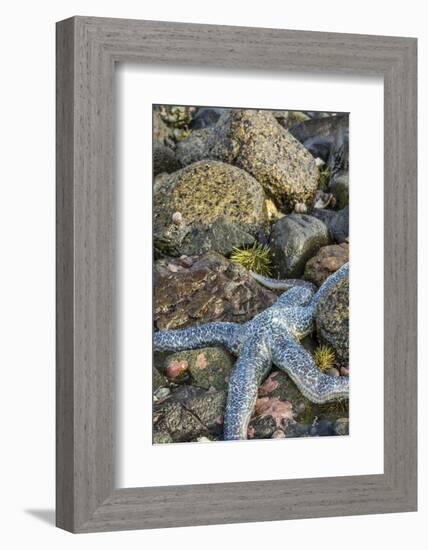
154;263;349;440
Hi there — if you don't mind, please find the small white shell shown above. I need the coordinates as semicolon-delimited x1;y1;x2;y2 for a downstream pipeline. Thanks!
172;211;183;225
294;202;308;214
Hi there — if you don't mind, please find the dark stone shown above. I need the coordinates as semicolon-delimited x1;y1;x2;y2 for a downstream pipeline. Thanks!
189;107;227;129
175;128;211;166
178;218;255;257
153;141;181;175
334;417;350;436
309;419;335;437
270;214;330;278
303;135;334;162
329;173;349;209
289;114;349;144
310;207;349;244
330;207;349;243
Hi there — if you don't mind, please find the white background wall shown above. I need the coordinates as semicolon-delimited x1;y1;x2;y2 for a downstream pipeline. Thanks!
0;1;425;548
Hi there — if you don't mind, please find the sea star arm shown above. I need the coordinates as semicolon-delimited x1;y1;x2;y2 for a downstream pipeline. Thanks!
250;271;315;291
223;335;272;440
153;322;241;354
271;336;349;404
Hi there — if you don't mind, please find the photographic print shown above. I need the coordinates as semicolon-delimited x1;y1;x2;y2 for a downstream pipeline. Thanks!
152;106;349;444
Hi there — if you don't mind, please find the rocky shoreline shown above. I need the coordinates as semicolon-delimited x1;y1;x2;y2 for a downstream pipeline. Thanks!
152;105;349;443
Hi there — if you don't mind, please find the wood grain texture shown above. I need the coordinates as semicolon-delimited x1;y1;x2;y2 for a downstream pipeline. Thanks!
56;16;417;533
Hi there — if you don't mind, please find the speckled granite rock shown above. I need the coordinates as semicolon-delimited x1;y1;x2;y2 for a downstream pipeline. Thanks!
304;242;349;286
270;214;330;278
154;253;278;330
153;141;181;175
153;386;226;443
204;110;318;211
154;161;267;253
315;276;349;363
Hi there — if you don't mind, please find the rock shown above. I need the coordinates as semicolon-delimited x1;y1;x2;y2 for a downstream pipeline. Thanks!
153;386;226;442
273;110;311;129
289;114;349;144
330;173;349;209
334;417;350;436
309;207;349;244
152;141;181;175
156;347;234;391
164;355;190;382
303;242;349;286
177;218;255;257
330;207;349;243
154;387;171;402
315;275;349;363
154;252;278;330
249;369;348;439
176;128;211;166
153;431;173;444
326;367;340;377
303;135;334;162
189;107;227;129
205;110;318;211
153;110;174;146
309;419;335;437
270;214;330;278
154;161;267;254
153;367;168;391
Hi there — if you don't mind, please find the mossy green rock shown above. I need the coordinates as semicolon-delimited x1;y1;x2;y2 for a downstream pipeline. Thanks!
154;161;267;248
315;276;349;363
187;347;234;390
330;173;349;209
157;346;235;391
205;110;319;211
153;367;168;391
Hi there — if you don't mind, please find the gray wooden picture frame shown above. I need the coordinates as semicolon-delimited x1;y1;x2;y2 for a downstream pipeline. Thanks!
56;16;417;533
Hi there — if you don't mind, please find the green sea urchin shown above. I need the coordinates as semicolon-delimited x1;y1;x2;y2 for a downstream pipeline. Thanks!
313;345;336;372
230;243;272;276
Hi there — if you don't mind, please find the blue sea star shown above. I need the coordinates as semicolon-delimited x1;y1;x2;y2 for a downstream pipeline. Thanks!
154;263;349;440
